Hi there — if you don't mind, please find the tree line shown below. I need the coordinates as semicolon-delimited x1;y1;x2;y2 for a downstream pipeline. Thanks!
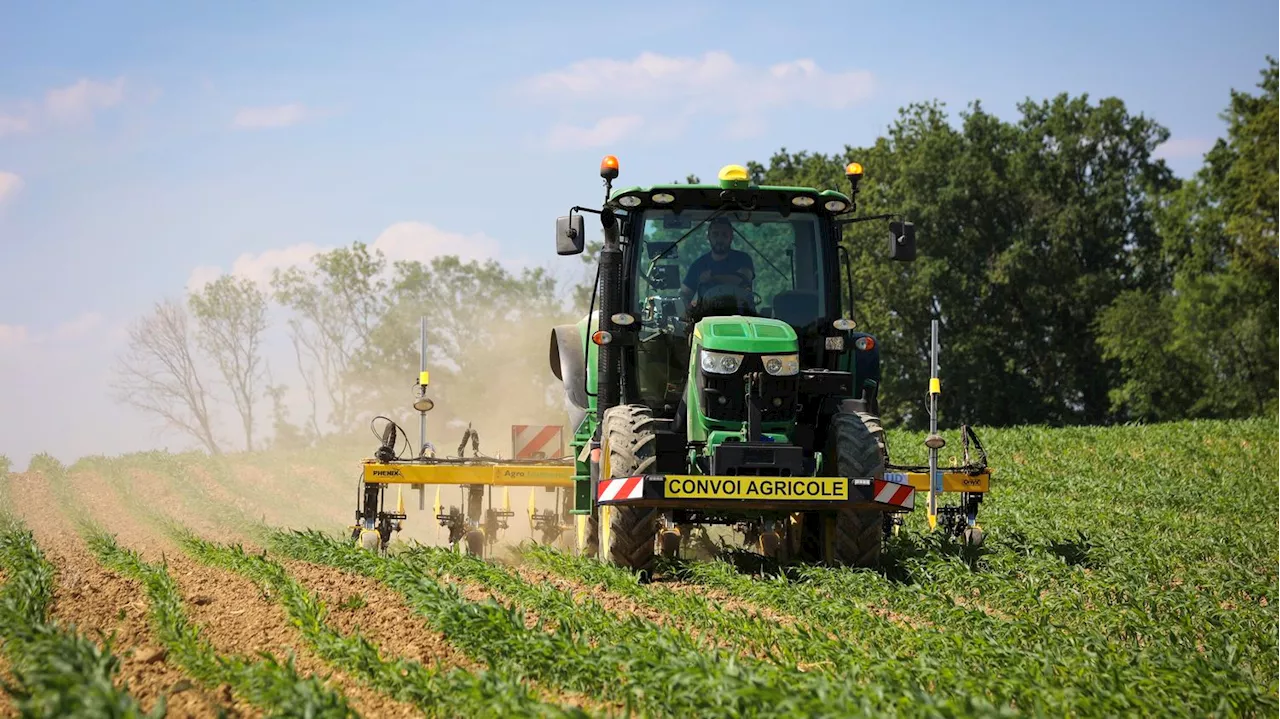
110;57;1276;453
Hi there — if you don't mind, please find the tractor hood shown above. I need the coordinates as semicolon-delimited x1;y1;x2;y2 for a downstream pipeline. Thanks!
694;316;797;354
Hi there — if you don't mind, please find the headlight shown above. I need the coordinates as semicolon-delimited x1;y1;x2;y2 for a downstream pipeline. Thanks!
762;354;800;376
700;349;743;374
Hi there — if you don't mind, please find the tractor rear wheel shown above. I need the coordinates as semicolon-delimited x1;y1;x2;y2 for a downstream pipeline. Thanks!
827;410;888;568
601;404;660;577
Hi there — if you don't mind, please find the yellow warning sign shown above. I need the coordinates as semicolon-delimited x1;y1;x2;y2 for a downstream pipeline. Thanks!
664;476;847;501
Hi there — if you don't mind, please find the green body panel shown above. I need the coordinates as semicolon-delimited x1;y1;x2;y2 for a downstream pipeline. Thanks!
686;315;800;444
695;316;798;354
570;312;599;515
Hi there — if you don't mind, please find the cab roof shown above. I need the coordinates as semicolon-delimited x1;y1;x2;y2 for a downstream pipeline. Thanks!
606;182;853;215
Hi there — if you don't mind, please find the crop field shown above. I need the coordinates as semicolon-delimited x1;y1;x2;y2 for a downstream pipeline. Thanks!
0;417;1274;718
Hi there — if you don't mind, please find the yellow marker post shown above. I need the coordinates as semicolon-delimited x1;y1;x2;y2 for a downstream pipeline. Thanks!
927;319;941;530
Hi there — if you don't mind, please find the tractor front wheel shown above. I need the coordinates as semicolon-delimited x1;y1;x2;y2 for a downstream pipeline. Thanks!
826;409;888;568
601;404;660;577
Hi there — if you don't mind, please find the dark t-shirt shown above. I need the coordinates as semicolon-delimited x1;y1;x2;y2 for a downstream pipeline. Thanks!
683;249;755;294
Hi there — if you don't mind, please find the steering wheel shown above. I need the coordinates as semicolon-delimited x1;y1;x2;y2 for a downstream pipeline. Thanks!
695;274;761;312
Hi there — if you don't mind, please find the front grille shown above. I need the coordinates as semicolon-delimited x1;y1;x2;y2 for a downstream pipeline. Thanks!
697;354;799;423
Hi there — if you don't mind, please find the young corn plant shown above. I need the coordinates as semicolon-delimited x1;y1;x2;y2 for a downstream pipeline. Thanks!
0;518;158;718
174;529;588;719
267;528;1000;718
84;526;357;718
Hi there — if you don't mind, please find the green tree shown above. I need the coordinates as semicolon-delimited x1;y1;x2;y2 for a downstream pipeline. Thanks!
270;241;390;435
1099;56;1278;419
188;275;268;451
755;93;1176;429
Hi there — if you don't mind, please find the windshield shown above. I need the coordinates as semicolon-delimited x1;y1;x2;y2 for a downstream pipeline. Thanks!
628;207;830;414
632;208;829;338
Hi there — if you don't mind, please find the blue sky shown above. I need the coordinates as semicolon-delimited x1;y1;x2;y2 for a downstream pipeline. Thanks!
0;0;1275;467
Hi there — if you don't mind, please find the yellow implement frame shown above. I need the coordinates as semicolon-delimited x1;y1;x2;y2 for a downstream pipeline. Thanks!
361;460;573;487
891;470;990;494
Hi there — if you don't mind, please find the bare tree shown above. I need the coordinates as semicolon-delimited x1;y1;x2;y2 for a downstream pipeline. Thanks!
111;298;222;455
188;275;268;451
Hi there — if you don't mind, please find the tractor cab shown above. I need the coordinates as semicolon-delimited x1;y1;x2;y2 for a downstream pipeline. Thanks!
617;171;846;422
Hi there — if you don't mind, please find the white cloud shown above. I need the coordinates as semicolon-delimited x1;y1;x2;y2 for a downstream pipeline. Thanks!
0;172;22;205
43;77;126;125
546;115;644;150
0;76;129;136
231;103;314;129
50;312;105;342
0;311;108;353
186;221;503;293
522;51;874;142
0;324;28;350
1154;137;1214;160
0;115;30;137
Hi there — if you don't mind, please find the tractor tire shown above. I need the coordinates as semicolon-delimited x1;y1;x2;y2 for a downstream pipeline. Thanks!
583;511;599;558
601;404;660;577
827;410;888;568
464;529;485;558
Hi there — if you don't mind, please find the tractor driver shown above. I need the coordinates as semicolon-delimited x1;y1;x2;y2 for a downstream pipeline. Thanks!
680;217;756;311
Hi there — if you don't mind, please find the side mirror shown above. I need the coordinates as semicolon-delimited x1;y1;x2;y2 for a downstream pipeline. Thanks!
889;221;916;261
556;214;586;255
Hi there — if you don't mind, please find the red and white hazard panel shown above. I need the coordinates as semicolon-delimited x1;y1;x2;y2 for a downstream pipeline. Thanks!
511;425;565;459
597;476;645;502
872;479;915;510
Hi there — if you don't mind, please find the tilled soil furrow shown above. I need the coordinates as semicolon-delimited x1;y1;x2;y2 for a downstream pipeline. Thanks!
274;556;609;715
59;467;421;718
7;472;249;718
279;557;481;672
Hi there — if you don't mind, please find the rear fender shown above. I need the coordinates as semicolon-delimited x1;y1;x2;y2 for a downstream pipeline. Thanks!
550;324;589;429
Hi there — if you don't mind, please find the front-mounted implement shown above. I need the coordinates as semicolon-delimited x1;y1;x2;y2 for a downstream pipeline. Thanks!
350;319;578;556
550;156;993;576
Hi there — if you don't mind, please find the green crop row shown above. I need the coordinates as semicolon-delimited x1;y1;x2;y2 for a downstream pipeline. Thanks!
663;419;1279;717
84;526;357;718
173;529;585;719
267;528;1008;718
0;515;158;718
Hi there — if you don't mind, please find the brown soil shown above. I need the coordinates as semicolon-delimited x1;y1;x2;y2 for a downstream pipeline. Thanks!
7;471;250;718
57;467;421;718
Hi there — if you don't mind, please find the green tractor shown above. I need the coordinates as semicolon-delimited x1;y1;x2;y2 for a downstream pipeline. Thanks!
550;157;919;575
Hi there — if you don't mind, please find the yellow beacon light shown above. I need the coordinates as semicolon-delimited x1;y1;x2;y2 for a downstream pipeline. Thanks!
718;164;750;189
845;161;864;195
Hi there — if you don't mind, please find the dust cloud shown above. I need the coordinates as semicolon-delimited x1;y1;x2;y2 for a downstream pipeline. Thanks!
371;311;581;554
